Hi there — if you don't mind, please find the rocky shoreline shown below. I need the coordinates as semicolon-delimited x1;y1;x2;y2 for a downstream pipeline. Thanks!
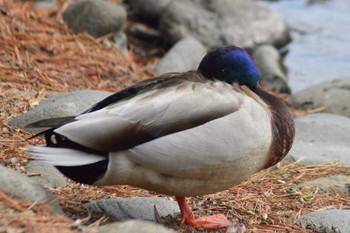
2;0;350;232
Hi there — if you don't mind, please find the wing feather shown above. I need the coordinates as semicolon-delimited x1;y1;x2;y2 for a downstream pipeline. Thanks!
126;93;273;179
54;73;245;151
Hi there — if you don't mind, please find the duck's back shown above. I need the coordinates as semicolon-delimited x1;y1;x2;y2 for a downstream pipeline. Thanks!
28;71;274;196
94;84;273;196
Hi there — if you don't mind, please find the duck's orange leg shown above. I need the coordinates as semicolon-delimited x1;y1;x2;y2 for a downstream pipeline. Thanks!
175;196;234;229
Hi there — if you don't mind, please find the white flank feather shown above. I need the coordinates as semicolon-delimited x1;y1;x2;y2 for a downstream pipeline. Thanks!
27;146;106;166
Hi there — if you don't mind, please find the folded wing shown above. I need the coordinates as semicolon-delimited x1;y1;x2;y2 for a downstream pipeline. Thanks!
54;73;245;151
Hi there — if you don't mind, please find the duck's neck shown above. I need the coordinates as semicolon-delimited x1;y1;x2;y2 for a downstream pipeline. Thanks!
252;86;295;168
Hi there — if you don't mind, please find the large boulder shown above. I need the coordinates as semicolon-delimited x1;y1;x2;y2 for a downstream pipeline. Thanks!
159;0;290;49
85;197;180;222
10;90;112;133
155;37;207;74
292;77;350;119
253;45;290;93
298;209;350;233
63;0;127;38
285;113;350;165
0;165;62;213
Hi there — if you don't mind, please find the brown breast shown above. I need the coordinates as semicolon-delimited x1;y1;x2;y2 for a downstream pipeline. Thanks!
253;86;295;168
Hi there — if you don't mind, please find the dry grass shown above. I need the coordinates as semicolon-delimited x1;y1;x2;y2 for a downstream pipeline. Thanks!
1;1;349;233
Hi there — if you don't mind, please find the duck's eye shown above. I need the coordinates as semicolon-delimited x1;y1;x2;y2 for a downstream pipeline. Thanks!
217;68;228;77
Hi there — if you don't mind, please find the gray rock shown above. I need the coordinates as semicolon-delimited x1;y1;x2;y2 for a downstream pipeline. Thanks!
298;176;350;196
307;0;330;5
126;0;173;21
85;197;180;222
292;77;350;118
128;23;162;42
159;0;290;49
226;224;247;233
32;0;57;8
113;32;128;53
97;220;176;233
298;209;350;233
0;165;62;213
155;37;207;74
63;0;127;38
10;90;112;133
27;161;67;189
253;45;290;94
284;113;350;165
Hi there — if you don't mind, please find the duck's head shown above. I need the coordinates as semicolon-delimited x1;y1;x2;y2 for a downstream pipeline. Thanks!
198;46;260;89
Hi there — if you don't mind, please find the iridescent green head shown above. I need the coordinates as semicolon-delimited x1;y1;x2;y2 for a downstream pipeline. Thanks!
198;46;260;89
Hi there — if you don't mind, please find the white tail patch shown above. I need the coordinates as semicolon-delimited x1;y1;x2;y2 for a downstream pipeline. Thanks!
27;145;106;166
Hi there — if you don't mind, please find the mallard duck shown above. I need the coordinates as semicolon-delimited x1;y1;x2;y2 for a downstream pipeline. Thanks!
27;45;295;229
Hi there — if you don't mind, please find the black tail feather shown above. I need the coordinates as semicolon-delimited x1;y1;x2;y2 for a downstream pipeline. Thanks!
26;116;76;141
26;116;76;128
56;160;109;184
26;116;109;184
25;128;54;141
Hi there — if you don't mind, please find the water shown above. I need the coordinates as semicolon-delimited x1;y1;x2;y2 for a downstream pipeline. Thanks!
259;0;350;92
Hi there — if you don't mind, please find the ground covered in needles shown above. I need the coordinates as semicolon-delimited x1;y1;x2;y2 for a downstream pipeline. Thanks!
1;1;349;232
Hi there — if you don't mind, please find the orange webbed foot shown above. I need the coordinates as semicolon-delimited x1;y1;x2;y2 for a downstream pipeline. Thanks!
175;196;241;230
183;213;233;229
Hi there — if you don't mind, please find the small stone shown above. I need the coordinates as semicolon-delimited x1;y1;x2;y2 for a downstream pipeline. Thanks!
97;220;176;233
284;113;350;165
10;157;19;165
2;127;9;134
155;37;207;74
0;165;62;213
85;197;180;222
298;209;350;233
226;223;247;233
262;212;268;221
32;0;57;9
298;175;350;195
26;161;67;189
63;0;127;38
292;76;350;118
113;32;128;53
253;45;290;94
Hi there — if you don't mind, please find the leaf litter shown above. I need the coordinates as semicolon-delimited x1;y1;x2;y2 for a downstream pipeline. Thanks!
0;1;349;233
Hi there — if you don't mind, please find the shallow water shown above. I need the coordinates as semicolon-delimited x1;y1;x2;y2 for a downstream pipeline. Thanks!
260;0;350;92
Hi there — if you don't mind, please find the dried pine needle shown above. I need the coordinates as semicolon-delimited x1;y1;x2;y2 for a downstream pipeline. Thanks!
1;1;349;233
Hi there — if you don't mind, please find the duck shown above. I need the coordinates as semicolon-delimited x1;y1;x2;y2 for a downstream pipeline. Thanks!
27;45;295;230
